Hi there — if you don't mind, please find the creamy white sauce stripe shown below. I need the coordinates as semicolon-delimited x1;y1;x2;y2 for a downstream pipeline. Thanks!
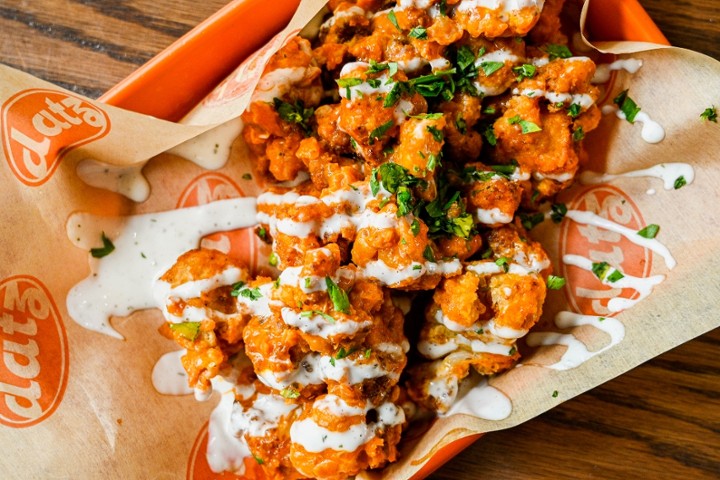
231;393;297;438
442;374;512;420
563;254;665;312
602;104;665;144
513;88;595;108
152;350;193;395
526;312;625;370
207;381;252;474
565;209;677;269
592;58;643;84
76;160;149;203
579;162;695;190
66;197;258;339
281;307;371;338
455;0;544;13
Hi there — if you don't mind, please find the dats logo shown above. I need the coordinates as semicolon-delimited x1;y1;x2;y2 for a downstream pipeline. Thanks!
560;185;652;317
1;89;110;186
0;275;69;428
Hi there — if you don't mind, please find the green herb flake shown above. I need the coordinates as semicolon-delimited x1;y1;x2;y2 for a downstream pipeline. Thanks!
412;264;423;270
545;44;573;60
268;252;279;267
519;212;545;230
484;124;497;146
495;257;510;272
567;103;581;118
552;390;559;398
508;115;541;134
423;245;436;262
408;26;427;40
480;61;504;77
427;125;444;142
304;277;312;289
612;90;641;123
481;248;493;259
508;346;517;355
387;10;401;31
700;106;718;123
253;456;265;465
272;98;314;135
230;282;246;296
256;227;267;241
325;277;351;313
483;106;496;115
90;232;115;258
169;322;201;341
411;219;421;236
637;224;660;239
573;126;585;142
242;173;252;180
280;387;300;399
591;262;624;283
367;79;381;88
365;348;372;358
300;309;336;323
550;203;568;223
512;63;537;81
240;287;263;301
369;120;395;144
396;185;414;216
546;275;567;290
674;176;687;189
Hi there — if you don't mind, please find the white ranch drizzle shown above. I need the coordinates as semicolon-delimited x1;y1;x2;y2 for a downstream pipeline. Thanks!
76;160;149;203
592;58;643;84
475;207;513;225
525;312;625;370
602;104;665;144
563;254;665;312
579;162;695;190
151;350;193;395
565;209;677;269
418;333;514;359
361;257;461;286
206;381;252;474
168;117;244;169
289;401;404;453
512;87;595;108
230;392;298;438
251;67;312;103
467;261;534;276
281;307;371;338
455;0;544;13
443;374;512;420
66;197;257;339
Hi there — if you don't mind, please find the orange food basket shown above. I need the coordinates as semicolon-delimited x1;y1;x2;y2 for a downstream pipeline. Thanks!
97;1;670;478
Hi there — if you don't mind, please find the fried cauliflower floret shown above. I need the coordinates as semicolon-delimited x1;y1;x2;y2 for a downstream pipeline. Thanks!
437;93;484;161
452;0;544;38
289;389;405;480
463;166;523;227
155;249;251;394
487;224;552;276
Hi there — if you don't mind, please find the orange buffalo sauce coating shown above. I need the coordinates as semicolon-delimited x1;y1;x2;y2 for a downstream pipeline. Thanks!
154;0;618;477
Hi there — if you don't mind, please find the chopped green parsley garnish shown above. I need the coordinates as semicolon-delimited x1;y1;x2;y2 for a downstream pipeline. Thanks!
242;173;252;180
573;126;585;142
544;44;573;60
512;63;537;81
423;245;436;262
240;287;263;301
365;348;372;358
369;120;395;144
408;26;427;39
480;61;504;77
304;277;312;289
427;125;444;142
256;227;267;241
673;176;687;189
508;115;542;134
552;390;559;398
508;346;517;355
300;310;336;323
495;257;510;273
700;106;718;122
169;322;201;341
567;103;581;118
550;203;568;223
412;112;444;120
519;212;545;230
637;224;660;239
90;231;115;258
546;275;567;290
412;264;423;270
280;387;300;399
325;277;351;313
272;98;314;135
387;10;400;31
591;262;624;283
396;186;413;216
268;252;279;267
253;456;265;465
612;90;641;123
484;124;498;146
411;219;421;236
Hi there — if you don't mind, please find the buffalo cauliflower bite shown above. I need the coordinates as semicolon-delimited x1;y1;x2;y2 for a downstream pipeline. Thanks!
154;0;611;476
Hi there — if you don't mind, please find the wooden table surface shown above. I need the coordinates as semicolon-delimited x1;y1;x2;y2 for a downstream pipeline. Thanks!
1;1;718;479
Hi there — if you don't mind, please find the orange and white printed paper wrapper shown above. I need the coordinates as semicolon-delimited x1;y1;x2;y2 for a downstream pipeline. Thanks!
0;1;719;478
